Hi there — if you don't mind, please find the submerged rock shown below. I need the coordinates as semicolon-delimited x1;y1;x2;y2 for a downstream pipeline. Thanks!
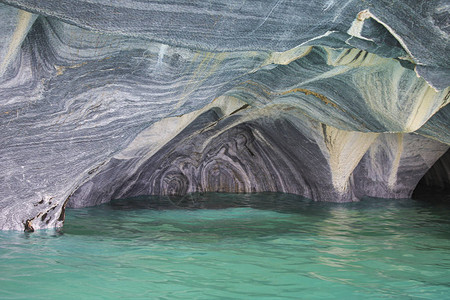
0;0;448;230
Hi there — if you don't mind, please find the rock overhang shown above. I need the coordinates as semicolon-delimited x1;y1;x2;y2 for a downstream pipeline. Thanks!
0;0;448;230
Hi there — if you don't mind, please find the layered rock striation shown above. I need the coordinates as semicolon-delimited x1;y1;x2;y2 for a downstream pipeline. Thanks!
0;0;448;230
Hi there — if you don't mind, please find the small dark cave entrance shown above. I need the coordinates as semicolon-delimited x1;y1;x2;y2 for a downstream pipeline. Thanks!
413;149;450;202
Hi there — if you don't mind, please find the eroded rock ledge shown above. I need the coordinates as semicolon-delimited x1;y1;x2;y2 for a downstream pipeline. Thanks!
0;0;448;230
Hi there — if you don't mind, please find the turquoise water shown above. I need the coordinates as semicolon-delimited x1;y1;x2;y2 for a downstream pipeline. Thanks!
1;193;449;299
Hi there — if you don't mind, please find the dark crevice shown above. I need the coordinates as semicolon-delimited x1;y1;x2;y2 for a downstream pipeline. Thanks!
413;149;450;202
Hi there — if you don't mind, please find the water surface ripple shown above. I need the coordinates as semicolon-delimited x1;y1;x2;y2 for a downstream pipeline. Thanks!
1;193;449;299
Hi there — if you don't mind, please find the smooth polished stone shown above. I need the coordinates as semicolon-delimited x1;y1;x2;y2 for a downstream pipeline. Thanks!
0;1;448;230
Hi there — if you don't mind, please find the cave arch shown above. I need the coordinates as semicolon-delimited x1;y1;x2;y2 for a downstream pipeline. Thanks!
413;149;450;201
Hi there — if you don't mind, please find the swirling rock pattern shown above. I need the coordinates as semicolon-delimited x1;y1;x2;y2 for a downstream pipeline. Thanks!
0;1;448;230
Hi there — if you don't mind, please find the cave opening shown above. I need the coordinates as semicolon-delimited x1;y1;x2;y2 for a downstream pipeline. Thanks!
413;149;450;202
66;106;450;212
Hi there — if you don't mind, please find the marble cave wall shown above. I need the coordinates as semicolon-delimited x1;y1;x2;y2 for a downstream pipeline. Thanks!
0;0;449;230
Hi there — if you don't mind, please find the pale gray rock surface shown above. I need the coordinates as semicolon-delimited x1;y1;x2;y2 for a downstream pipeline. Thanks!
0;0;448;230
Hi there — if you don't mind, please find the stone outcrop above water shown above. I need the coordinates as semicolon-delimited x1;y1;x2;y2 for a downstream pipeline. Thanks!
0;0;448;230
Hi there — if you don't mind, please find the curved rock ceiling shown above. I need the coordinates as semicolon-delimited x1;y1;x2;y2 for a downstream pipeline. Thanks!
0;0;448;230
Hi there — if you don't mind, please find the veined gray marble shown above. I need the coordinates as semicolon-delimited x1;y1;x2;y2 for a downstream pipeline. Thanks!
0;0;448;230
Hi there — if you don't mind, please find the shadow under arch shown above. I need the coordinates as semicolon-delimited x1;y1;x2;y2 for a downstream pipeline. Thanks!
413;149;450;202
